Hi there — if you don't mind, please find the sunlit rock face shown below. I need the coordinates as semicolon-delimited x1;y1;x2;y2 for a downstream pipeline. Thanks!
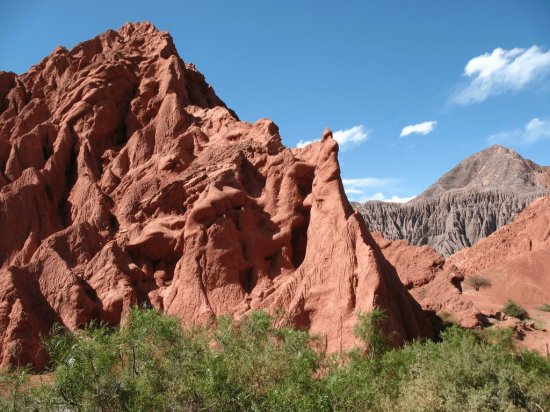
0;22;430;369
372;195;550;354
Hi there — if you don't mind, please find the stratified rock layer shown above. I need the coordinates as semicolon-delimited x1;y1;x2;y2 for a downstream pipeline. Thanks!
0;22;430;369
358;146;550;256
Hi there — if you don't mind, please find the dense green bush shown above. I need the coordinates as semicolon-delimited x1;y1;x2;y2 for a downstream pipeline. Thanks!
0;309;326;411
323;325;550;411
503;299;530;320
1;308;549;411
537;303;550;312
353;308;389;359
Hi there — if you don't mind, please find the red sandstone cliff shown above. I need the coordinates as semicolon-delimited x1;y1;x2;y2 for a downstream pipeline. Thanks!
0;22;431;369
447;196;550;353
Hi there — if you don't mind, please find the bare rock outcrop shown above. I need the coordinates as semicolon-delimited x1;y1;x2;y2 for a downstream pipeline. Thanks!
370;196;550;353
0;22;431;369
447;196;550;353
358;146;550;256
447;195;550;290
373;233;481;328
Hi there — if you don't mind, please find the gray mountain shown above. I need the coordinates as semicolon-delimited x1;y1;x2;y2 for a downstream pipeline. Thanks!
357;145;550;256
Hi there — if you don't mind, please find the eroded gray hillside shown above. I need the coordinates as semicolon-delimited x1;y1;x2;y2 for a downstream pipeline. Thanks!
358;145;550;256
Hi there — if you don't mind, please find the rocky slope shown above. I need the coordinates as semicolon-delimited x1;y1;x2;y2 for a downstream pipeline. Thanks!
447;195;550;289
448;195;550;353
358;146;550;256
374;196;550;353
373;233;482;328
0;22;431;369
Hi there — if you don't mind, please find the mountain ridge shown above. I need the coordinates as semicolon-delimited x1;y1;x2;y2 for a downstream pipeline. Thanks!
358;145;550;256
415;144;550;200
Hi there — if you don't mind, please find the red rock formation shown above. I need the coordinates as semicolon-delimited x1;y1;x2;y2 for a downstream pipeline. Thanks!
446;196;550;353
373;196;550;353
447;196;550;271
0;22;431;369
373;233;481;328
447;195;550;310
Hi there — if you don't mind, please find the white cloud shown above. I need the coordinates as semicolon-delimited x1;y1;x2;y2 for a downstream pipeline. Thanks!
333;125;369;147
342;177;396;188
296;139;315;148
453;46;550;105
343;177;414;203
344;188;364;195
400;121;437;138
489;117;550;145
365;192;417;203
296;125;369;149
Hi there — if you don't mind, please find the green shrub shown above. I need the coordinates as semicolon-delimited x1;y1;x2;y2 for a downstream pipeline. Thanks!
466;275;492;291
537;303;550;312
1;308;549;411
391;327;549;411
353;308;389;359
42;309;199;411
503;299;529;320
27;308;326;411
322;323;550;411
0;368;43;412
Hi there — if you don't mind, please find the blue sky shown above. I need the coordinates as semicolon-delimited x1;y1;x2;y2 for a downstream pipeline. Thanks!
1;1;549;202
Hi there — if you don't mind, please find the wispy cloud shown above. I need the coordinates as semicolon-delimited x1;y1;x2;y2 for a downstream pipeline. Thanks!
333;125;369;147
296;138;315;148
345;188;364;195
342;177;397;188
489;117;550;145
400;121;437;138
363;192;417;203
342;177;414;203
296;125;369;149
452;46;550;105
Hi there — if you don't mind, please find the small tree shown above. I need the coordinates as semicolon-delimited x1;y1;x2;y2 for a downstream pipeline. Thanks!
502;300;529;320
354;308;388;360
466;275;492;291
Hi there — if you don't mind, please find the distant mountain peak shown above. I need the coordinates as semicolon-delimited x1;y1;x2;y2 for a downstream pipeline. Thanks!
358;145;550;256
481;144;519;156
416;145;550;200
485;143;513;151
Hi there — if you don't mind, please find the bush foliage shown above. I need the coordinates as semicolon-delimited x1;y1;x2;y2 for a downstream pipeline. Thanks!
1;308;549;411
503;299;530;320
